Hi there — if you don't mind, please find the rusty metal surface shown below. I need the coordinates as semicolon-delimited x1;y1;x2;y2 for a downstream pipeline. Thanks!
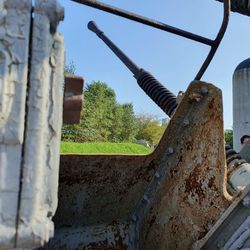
63;75;83;124
54;154;158;228
44;222;136;250
45;81;233;249
139;81;232;249
44;154;156;249
192;185;250;249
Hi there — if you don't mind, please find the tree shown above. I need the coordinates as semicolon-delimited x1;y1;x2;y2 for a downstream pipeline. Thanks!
135;114;167;145
119;104;138;142
61;80;167;144
80;81;117;141
225;129;233;148
109;104;124;142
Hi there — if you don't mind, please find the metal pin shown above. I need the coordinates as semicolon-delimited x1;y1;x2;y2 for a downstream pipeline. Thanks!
154;171;160;178
143;195;149;203
183;118;189;127
132;214;138;222
200;86;209;95
167;147;174;155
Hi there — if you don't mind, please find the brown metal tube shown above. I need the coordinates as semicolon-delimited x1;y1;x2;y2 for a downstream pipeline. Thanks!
71;0;214;46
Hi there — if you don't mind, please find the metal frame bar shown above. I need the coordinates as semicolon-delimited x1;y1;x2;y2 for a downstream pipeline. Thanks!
71;0;230;80
195;0;230;80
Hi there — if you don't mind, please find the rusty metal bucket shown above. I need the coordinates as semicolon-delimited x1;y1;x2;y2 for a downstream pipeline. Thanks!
43;81;233;249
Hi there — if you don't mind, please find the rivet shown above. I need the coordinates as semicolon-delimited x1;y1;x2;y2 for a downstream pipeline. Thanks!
132;215;138;222
200;86;208;95
154;171;160;178
183;118;189;127
167;147;174;155
143;195;149;203
188;92;202;102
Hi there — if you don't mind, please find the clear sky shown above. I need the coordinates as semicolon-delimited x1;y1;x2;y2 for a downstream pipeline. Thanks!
58;0;250;129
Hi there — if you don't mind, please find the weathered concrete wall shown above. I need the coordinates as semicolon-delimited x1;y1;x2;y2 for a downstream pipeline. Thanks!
233;58;250;152
0;1;32;248
0;0;65;249
16;0;64;248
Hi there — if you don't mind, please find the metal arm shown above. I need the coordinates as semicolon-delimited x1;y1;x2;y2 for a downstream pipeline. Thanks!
71;0;230;80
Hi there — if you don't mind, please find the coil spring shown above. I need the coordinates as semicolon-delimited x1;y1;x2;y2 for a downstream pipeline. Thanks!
137;70;178;117
225;144;246;173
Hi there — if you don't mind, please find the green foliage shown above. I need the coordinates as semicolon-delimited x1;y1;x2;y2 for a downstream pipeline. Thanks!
61;81;139;143
135;114;167;145
61;142;151;154
81;82;116;141
225;129;233;148
109;103;138;142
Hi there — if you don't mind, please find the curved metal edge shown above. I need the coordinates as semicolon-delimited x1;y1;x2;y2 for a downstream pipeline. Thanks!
194;0;230;80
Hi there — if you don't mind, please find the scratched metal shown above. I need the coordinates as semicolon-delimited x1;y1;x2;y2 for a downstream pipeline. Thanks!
44;81;233;249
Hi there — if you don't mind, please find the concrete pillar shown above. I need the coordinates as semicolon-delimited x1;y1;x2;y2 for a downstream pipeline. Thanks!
0;1;32;248
0;0;64;249
233;58;250;152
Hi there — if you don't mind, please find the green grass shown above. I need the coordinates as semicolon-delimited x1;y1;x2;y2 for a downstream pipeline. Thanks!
60;141;151;154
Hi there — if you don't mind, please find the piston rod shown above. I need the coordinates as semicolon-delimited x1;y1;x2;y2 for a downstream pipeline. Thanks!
88;21;177;117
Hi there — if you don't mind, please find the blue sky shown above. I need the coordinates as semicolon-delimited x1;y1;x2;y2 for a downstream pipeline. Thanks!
58;0;250;129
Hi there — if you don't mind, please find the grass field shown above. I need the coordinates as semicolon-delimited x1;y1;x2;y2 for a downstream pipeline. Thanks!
61;141;152;154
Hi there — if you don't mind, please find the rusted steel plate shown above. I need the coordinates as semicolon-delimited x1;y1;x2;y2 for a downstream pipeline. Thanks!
63;75;83;124
44;221;136;250
55;154;156;228
45;81;232;250
44;154;156;249
139;81;232;249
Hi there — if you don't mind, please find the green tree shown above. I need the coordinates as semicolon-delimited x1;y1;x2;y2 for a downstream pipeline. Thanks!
225;129;233;148
109;104;124;142
136;114;167;145
119;104;138;142
80;81;117;141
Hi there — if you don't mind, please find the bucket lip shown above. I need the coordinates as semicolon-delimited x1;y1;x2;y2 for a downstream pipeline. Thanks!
235;58;250;72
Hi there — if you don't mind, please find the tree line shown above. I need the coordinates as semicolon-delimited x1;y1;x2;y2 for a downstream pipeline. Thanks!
61;81;167;145
62;63;233;147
